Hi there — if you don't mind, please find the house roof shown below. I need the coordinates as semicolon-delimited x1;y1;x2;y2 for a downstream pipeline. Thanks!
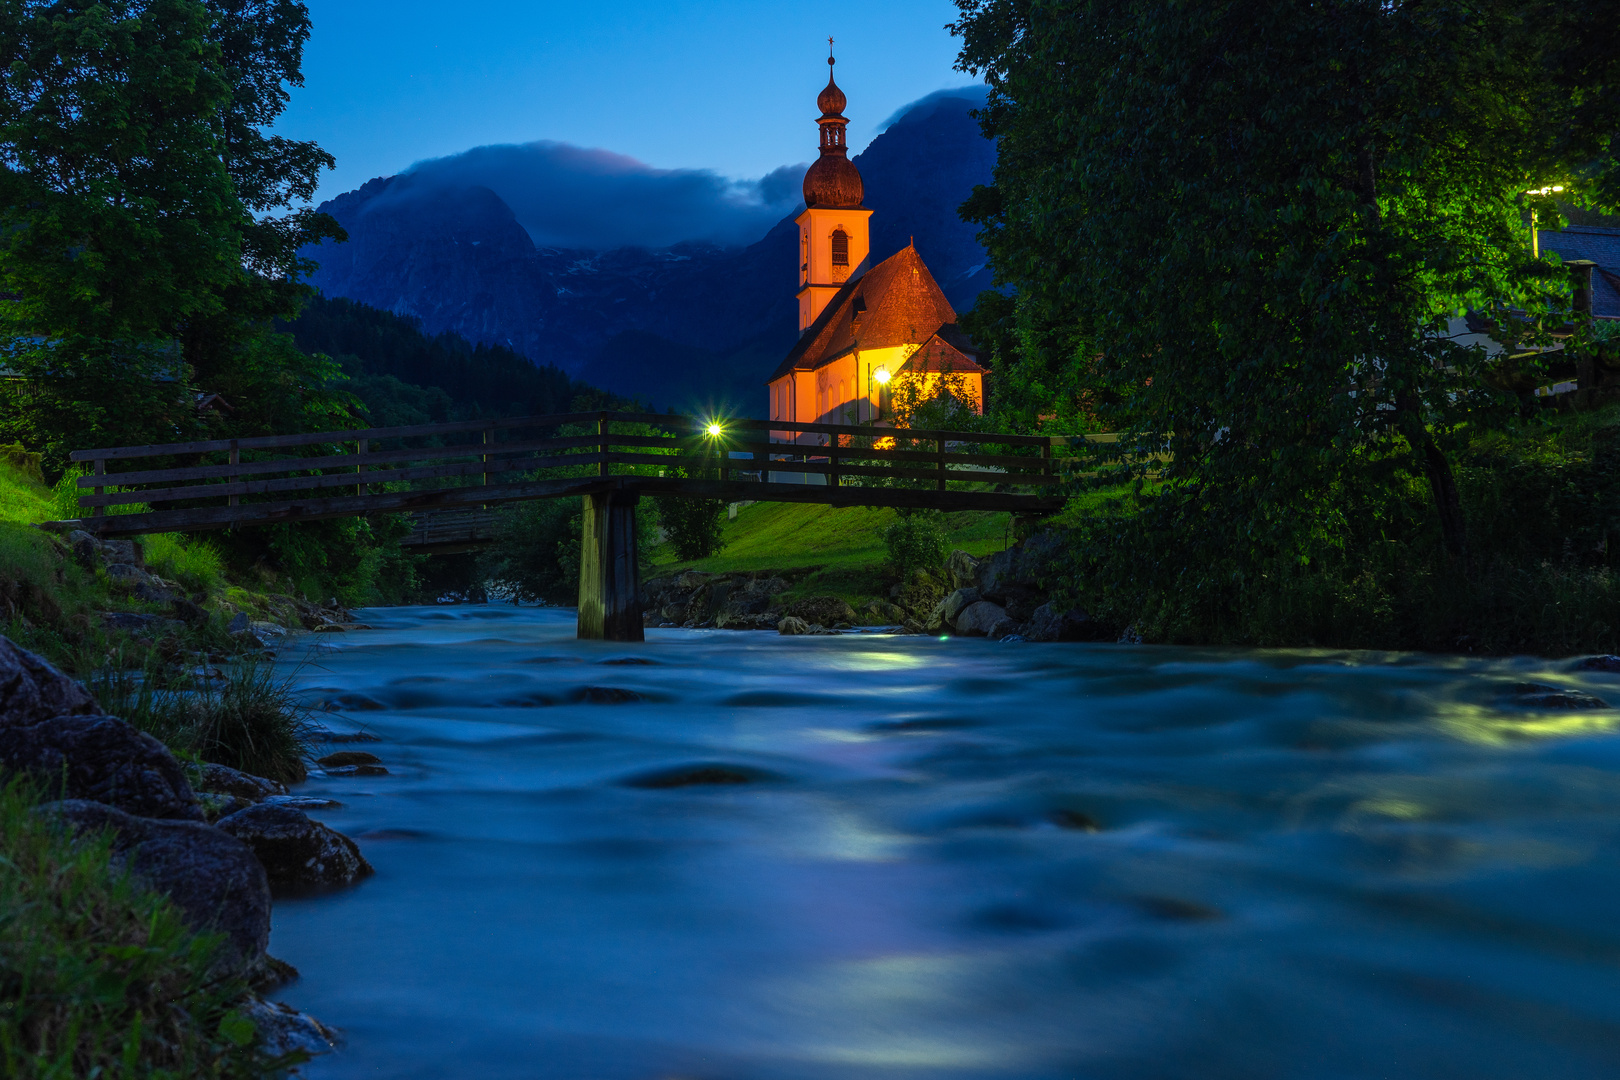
1538;225;1620;319
905;327;988;375
768;244;978;382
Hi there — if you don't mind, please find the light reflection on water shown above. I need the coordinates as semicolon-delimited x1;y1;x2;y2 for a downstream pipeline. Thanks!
273;605;1620;1079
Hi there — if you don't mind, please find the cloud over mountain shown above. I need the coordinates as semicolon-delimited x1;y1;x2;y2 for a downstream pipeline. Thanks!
376;142;809;251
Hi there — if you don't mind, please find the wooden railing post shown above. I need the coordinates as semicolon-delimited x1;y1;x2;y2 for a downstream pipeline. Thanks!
355;438;367;498
598;413;610;477
481;424;491;488
1044;438;1054;484
228;444;240;506
936;437;947;491
91;457;106;518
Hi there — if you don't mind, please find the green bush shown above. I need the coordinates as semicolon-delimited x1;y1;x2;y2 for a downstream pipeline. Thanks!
882;509;948;580
0;780;288;1078
478;499;583;605
658;497;727;561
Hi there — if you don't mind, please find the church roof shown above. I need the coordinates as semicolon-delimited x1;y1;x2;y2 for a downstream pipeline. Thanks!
768;245;981;382
1538;225;1620;319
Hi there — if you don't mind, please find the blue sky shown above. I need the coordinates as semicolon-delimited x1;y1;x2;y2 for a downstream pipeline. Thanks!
277;0;980;206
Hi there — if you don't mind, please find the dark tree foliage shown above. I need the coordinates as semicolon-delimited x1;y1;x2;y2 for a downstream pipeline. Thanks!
0;0;349;465
284;295;587;422
951;0;1620;641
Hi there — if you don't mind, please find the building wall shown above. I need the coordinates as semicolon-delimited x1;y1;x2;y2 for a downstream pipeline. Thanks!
795;207;872;331
768;344;984;434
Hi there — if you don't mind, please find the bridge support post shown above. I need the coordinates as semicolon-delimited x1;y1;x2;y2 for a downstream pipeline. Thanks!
577;488;643;641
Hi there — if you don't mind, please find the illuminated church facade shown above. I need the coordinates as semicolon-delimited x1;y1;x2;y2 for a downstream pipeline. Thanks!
766;52;986;433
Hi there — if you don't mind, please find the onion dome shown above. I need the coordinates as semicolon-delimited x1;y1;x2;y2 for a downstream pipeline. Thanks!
803;154;864;209
802;50;864;209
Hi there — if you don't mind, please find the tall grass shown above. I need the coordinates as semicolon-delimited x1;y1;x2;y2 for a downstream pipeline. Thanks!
92;660;315;785
143;534;226;595
0;780;292;1078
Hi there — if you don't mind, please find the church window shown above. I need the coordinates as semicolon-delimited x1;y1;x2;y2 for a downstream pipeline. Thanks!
831;229;849;267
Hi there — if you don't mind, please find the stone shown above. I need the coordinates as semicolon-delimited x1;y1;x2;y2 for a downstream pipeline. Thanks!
954;601;1010;637
784;596;858;627
778;616;812;635
675;570;709;591
216;803;373;889
249;620;287;638
170;596;207;623
199;792;257;822
947;549;981;591
939;588;981;628
240;997;339;1057
323;764;389;777
1575;655;1620;673
622;763;774;788
975;530;1065;604
0;714;203;820
1504;684;1610;710
133;580;176;604
101;538;141;567
1023;603;1116;643
227;611;250;635
200;762;288;802
263;794;343;811
0;634;102;727
100;611;171;634
986;616;1022;641
105;562;153;586
36;799;270;974
317;750;382;767
68;530;100;569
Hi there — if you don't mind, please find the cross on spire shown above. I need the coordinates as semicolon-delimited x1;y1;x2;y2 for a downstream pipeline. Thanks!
828;36;835;65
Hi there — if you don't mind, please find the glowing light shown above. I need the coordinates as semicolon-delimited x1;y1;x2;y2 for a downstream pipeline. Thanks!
873;368;891;385
706;423;723;436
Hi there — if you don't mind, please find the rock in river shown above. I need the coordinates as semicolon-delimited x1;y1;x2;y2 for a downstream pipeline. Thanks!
216;803;374;889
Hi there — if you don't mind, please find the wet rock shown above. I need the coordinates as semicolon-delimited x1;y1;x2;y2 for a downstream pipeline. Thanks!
1575;655;1620;673
216;803;373;889
249;620;287;639
248;955;301;993
241;996;340;1057
937;588;981;629
322;763;389;777
36;799;270;974
200;762;287;802
242;997;339;1055
568;686;643;704
1047;809;1101;831
954;601;1010;637
1132;895;1222;921
0;714;203;820
0;635;103;726
863;599;907;624
1504;683;1610;710
986;616;1021;641
975;531;1065;604
317;750;382;767
947;549;980;591
1024;603;1115;643
227;611;250;635
317;693;386;712
312;624;347;633
622;763;775;789
263;794;344;811
784;596;858;627
314;728;382;742
778;615;811;635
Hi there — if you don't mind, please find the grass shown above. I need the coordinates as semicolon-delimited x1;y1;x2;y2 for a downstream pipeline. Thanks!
649;502;1015;604
0;781;291;1079
91;660;316;786
143;534;227;596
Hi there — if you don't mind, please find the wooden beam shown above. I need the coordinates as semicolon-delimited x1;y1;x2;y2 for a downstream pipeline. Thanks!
577;489;643;642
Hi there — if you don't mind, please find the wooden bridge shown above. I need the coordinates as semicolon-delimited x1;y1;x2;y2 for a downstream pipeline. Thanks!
58;411;1074;641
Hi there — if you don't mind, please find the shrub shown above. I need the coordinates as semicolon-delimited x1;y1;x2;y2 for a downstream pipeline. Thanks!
143;535;226;596
478;499;582;604
659;497;726;561
883;509;948;580
0;780;288;1078
93;660;315;785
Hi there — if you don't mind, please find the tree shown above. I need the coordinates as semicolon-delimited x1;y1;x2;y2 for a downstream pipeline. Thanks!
0;0;348;466
951;0;1620;617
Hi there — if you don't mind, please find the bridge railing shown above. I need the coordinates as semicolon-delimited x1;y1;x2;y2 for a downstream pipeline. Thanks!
61;412;1105;535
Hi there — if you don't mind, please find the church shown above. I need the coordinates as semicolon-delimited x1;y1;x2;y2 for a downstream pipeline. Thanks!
766;53;987;434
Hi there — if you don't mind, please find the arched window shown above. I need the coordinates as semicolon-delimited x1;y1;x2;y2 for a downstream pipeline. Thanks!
830;229;849;267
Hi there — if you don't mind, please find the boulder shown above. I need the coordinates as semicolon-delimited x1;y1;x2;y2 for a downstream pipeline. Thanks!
317;750;381;768
0;635;103;727
975;530;1065;604
1575;655;1620;673
200;762;288;802
954;601;1010;637
938;588;981;628
947;549;981;591
199;792;257;822
36;799;270;975
784;596;858;627
1023;603;1116;643
240;997;339;1057
0;714;204;821
216;803;373;889
777;616;812;636
986;616;1022;641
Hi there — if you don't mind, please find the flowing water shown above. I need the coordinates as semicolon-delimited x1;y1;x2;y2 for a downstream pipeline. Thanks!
271;605;1620;1079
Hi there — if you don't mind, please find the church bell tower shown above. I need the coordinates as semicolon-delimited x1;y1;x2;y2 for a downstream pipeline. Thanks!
796;44;872;333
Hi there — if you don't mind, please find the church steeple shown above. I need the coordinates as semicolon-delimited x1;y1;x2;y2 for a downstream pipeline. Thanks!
795;42;872;331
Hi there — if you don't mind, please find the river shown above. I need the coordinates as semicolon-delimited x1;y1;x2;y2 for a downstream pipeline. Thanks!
270;604;1620;1079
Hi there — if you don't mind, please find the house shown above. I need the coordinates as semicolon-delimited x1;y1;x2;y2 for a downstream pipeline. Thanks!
765;51;986;440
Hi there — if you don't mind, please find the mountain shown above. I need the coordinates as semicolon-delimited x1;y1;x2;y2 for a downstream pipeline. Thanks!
302;90;996;417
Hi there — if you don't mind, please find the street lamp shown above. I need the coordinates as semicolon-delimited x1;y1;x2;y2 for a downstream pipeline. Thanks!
1526;186;1564;258
706;423;723;437
868;366;891;424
